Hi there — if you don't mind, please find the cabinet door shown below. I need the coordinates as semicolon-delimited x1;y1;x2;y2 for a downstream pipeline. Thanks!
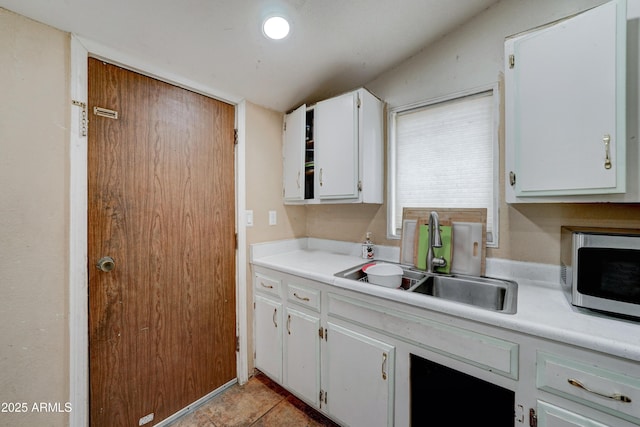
315;92;359;199
254;294;283;382
324;322;395;427
537;401;609;427
506;0;626;198
283;104;306;201
284;307;321;406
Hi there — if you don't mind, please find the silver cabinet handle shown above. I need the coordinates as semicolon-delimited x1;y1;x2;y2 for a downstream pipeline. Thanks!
567;378;631;403
319;168;323;187
381;353;388;380
296;171;301;189
260;281;273;289
272;308;278;328
96;256;115;272
287;314;291;335
293;292;310;302
603;134;612;170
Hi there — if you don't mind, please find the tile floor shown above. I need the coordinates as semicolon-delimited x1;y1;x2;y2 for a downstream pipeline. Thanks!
166;371;340;427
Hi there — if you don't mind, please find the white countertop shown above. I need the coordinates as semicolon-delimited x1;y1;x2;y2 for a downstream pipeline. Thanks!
250;238;640;362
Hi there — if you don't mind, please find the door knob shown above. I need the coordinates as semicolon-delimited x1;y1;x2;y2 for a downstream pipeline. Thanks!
96;256;115;272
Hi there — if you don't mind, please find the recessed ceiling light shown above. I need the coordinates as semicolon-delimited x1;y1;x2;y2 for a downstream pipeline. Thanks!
263;16;290;40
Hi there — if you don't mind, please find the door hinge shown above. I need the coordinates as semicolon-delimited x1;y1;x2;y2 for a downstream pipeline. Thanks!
93;106;118;120
509;171;516;187
516;404;525;424
71;100;88;137
234;129;238;145
283;121;287;132
357;94;361;108
235;233;238;250
529;408;537;427
509;54;515;69
319;389;327;406
358;180;362;192
235;335;240;352
318;327;327;341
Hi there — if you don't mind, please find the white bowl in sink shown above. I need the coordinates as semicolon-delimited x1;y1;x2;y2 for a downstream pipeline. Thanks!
364;263;403;288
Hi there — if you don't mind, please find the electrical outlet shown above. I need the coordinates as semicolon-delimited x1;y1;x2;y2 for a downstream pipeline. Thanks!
269;210;277;226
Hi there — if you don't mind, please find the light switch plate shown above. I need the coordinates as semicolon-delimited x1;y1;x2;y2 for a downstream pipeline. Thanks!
246;210;254;227
269;210;277;226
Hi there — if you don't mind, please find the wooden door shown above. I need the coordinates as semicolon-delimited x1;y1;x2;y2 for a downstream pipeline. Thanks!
87;58;236;427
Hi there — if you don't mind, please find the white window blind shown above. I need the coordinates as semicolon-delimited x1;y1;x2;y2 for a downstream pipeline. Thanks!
391;90;497;244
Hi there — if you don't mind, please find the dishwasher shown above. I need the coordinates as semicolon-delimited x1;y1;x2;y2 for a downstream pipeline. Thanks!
410;354;515;425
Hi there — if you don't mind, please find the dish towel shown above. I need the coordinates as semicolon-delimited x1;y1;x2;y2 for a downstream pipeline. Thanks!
416;224;453;273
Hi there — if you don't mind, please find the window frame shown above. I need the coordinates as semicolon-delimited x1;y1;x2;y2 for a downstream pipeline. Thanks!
386;83;500;248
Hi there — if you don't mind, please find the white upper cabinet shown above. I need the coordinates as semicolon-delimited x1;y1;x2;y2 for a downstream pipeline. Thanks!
505;0;631;202
283;104;307;202
283;88;383;204
315;91;360;199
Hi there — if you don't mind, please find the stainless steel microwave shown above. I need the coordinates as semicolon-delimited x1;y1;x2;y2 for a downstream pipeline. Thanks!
561;226;640;319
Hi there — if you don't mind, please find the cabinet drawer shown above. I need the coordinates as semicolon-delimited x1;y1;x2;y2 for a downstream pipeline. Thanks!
537;352;640;424
286;282;320;312
255;273;281;297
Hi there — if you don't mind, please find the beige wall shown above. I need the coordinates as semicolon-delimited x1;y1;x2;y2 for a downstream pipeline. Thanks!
0;9;70;426
305;203;388;246
244;101;306;371
245;101;306;243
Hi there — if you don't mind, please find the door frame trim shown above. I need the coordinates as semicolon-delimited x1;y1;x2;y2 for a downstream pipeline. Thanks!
69;34;248;427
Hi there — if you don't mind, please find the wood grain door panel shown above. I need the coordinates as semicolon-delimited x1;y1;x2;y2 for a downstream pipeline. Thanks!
88;58;236;427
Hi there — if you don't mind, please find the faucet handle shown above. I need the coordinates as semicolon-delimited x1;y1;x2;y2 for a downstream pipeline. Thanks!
432;257;447;268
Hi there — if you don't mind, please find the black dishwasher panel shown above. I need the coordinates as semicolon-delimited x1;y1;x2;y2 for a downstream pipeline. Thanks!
410;354;514;426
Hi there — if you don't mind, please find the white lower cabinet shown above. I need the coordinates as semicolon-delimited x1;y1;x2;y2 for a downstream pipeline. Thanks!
283;306;321;406
254;293;283;383
253;269;394;426
253;265;640;427
323;322;395;427
529;342;640;427
537;401;609;427
254;272;324;408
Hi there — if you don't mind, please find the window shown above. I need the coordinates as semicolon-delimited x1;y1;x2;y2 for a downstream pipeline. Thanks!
388;86;499;247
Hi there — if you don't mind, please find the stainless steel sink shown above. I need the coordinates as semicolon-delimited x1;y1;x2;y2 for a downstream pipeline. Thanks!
407;274;518;314
335;262;517;314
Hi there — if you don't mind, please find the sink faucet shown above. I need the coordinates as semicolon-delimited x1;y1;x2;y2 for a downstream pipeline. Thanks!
426;211;447;273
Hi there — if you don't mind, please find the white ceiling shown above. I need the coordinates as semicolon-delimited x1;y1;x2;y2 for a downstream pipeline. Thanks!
0;0;499;112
